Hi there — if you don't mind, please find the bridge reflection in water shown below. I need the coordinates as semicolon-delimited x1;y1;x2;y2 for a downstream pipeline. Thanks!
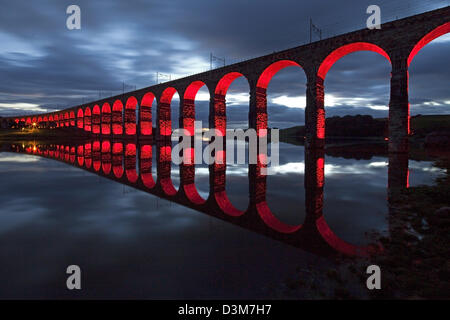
3;139;410;258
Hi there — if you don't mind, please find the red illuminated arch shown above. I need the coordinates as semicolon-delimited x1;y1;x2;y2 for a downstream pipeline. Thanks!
314;42;391;140
101;103;111;135
140;145;155;188
257;60;302;89
158;144;177;196
125;143;138;182
112;100;123;135
64;112;69;127
316;215;382;257
183;81;207;136
70;111;75;127
318;42;391;80
140;92;155;136
159;87;178;137
101;140;111;174
77;108;84;129
77;145;84;166
84;107;92;132
92;105;101;134
84;142;92;168
408;22;450;66
112;142;124;178
59;113;65;127
26;118;31;125
52;115;58;127
69;146;76;164
215;72;243;97
48;115;53;122
181;80;209;204
211;72;249;217
256;60;305;137
125;97;137;135
64;145;70;162
92;141;101;171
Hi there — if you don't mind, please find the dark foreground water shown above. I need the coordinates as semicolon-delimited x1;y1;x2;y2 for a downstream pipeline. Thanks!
0;140;445;299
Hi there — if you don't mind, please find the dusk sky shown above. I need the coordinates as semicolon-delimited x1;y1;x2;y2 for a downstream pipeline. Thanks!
0;0;449;128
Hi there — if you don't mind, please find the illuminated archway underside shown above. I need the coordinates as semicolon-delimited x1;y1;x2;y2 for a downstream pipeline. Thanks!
213;72;249;217
158;87;179;196
408;22;450;66
182;81;209;205
254;60;307;231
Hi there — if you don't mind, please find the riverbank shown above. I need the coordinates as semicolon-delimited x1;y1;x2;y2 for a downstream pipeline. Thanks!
368;160;450;299
275;157;450;299
0;128;87;140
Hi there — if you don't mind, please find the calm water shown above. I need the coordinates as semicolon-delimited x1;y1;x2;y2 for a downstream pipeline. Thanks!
0;140;444;299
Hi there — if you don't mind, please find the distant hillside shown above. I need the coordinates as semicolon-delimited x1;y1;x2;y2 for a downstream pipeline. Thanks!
279;114;450;139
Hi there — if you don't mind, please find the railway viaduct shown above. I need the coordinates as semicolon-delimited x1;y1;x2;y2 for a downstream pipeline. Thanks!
2;7;449;153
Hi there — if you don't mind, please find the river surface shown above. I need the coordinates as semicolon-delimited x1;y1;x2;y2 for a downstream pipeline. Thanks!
0;140;445;299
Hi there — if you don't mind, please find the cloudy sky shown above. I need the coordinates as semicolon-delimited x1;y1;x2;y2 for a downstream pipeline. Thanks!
0;0;449;128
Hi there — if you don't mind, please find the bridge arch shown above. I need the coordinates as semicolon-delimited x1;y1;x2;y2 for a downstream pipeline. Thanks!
92;105;101;134
77;145;84;166
158;87;180;195
69;111;75;127
125;143;138;183
212;72;250;217
92;141;101;171
84;107;92;132
159;87;178;137
112;100;123;135
318;42;391;80
101;140;112;175
112;142;124;178
313;42;391;142
180;80;210;205
257;60;303;89
125;96;137;135
77;108;84;129
408;22;450;66
140;92;155;136
255;60;307;230
407;22;450;139
64;112;69;127
140;144;156;189
69;146;76;164
84;142;92;168
101;103;111;135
